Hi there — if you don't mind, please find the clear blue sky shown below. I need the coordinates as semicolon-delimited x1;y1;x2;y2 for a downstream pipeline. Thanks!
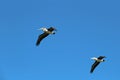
0;0;120;80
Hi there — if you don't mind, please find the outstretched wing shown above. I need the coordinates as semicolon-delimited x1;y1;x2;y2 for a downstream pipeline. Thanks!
98;56;105;59
90;61;100;73
36;32;49;46
47;27;55;31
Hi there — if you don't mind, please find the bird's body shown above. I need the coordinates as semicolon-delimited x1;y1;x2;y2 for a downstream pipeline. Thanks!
36;27;56;46
90;56;106;73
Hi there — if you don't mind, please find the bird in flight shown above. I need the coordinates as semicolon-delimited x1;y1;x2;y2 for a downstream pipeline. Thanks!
36;27;57;46
90;56;106;73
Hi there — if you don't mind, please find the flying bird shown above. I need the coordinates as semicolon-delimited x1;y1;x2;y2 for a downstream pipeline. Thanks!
90;56;106;73
36;27;57;46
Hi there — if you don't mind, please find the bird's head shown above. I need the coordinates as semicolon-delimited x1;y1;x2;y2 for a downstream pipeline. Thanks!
101;56;106;62
103;59;105;62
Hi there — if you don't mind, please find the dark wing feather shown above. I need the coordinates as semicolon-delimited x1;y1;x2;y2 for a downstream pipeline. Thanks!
47;27;55;31
90;61;100;73
36;32;49;46
98;56;105;59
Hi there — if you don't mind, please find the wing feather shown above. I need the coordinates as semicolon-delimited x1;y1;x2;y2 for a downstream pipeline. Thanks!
47;27;55;31
36;32;49;46
90;61;100;73
98;56;105;59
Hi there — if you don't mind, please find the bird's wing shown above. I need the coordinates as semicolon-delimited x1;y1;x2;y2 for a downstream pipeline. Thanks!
36;32;49;46
47;27;55;31
90;61;100;73
98;56;105;59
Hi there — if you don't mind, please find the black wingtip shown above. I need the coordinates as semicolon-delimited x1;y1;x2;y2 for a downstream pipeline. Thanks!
90;71;93;73
36;44;39;46
36;42;40;46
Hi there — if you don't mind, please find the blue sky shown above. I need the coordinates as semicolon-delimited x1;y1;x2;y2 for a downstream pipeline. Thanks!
0;0;120;80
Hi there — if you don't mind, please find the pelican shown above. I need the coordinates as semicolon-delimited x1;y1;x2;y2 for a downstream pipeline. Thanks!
36;27;57;46
90;56;106;73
